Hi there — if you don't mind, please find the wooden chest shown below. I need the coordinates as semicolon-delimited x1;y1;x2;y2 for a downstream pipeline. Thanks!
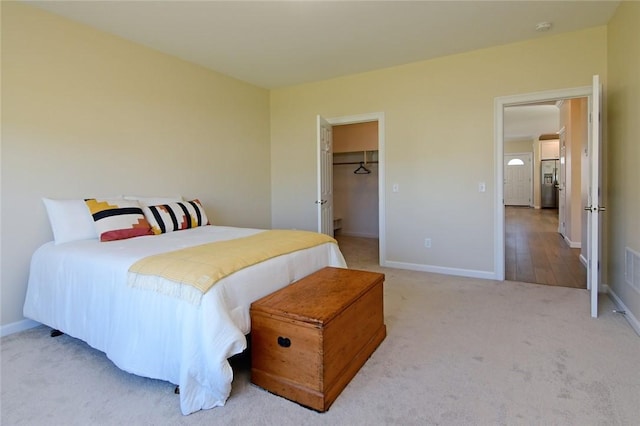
250;267;386;412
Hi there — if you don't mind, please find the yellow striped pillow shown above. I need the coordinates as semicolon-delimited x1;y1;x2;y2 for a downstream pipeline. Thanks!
85;198;153;242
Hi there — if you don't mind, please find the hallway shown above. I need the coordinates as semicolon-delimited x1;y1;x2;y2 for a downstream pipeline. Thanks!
505;206;587;288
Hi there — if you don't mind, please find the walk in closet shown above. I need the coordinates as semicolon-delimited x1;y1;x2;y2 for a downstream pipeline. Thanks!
332;121;379;238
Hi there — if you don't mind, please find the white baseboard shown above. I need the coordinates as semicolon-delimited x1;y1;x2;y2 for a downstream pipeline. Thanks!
382;260;496;280
607;287;640;336
563;235;581;249
579;254;588;267
1;319;40;338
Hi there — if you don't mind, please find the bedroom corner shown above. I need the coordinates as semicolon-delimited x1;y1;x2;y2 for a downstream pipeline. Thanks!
0;2;272;332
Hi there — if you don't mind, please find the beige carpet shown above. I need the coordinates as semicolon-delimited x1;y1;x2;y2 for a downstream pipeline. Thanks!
2;236;639;425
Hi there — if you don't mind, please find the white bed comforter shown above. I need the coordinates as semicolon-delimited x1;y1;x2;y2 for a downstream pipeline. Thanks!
23;226;346;415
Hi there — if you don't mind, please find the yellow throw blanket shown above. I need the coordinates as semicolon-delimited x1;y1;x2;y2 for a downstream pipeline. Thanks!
128;229;337;302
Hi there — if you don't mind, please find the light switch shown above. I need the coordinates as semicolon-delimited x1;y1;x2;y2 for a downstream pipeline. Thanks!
478;182;486;192
392;184;399;193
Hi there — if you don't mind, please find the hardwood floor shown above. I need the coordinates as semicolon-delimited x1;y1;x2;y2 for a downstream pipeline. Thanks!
505;206;586;288
337;208;586;289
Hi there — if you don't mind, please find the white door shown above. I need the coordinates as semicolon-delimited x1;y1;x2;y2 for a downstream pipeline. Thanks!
504;153;531;206
586;75;603;318
558;131;567;236
317;115;334;236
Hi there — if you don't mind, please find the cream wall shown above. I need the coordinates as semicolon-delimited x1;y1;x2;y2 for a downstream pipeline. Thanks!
505;139;533;155
4;2;635;331
333;121;378;153
569;98;587;247
1;3;271;328
607;1;640;326
271;27;607;276
559;99;586;248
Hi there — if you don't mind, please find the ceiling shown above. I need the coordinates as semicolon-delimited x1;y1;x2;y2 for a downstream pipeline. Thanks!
26;1;616;142
28;0;619;89
504;104;560;143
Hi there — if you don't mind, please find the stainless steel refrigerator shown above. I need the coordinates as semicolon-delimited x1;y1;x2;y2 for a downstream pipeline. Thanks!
541;159;559;208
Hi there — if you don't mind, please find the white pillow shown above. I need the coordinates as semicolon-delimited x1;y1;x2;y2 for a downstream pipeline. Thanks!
42;198;98;245
123;195;183;206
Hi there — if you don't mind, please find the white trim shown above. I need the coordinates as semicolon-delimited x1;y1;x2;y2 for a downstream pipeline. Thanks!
607;288;640;336
580;253;588;267
327;113;382;126
1;319;40;337
384;260;495;280
327;112;386;266
316;115;323;233
495;85;592;282
563;235;581;249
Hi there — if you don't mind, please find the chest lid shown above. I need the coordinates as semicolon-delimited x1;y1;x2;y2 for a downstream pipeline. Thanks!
251;267;384;326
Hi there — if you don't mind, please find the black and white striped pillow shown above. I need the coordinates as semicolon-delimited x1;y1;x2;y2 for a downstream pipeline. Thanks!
143;199;209;234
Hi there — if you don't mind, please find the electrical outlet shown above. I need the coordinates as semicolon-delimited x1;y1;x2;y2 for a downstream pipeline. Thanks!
424;238;432;248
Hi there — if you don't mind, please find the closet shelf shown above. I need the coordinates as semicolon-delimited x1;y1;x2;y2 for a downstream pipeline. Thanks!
333;149;378;165
332;161;379;165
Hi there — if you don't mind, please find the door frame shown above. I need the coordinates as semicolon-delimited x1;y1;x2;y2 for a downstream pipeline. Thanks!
557;127;567;236
323;112;386;266
495;85;594;281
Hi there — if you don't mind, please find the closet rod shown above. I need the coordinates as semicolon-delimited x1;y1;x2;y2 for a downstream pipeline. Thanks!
333;161;379;166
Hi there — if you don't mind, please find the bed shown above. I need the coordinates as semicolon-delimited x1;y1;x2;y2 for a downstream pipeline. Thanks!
23;198;346;415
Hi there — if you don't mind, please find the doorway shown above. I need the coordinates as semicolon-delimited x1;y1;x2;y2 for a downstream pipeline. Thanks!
332;123;379;239
318;112;386;266
506;97;590;289
502;98;588;289
495;86;597;290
